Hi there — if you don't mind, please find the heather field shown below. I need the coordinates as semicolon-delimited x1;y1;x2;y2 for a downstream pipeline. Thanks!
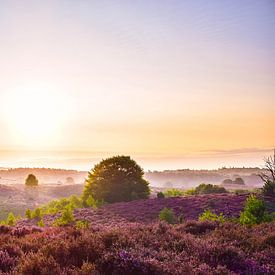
3;193;272;274
0;220;274;274
17;193;275;227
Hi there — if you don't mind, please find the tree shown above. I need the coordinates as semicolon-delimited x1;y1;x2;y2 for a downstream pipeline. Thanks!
259;149;275;196
233;177;245;185
159;207;175;224
66;177;75;184
239;195;270;225
82;156;150;204
222;179;233;185
25;174;38;187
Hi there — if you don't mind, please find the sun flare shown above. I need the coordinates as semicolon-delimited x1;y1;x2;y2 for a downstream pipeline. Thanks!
3;84;68;147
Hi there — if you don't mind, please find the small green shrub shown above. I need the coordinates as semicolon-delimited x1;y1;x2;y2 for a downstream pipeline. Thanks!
239;195;271;225
199;209;225;223
85;195;98;209
195;183;227;194
25;209;32;219
159;207;175;224
37;220;45;227
157;192;165;198
75;220;90;230
6;212;16;226
164;189;185;197
31;208;42;220
53;208;74;226
184;188;196;195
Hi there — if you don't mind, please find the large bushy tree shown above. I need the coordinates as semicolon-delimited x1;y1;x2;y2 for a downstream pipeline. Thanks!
82;156;150;204
25;174;39;187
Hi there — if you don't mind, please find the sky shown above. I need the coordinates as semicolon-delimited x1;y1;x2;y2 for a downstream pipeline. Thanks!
0;0;274;171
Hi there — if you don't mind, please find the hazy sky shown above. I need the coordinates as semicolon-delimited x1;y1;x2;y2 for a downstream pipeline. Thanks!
0;0;274;170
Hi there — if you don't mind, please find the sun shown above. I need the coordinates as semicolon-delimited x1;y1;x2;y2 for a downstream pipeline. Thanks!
4;84;68;147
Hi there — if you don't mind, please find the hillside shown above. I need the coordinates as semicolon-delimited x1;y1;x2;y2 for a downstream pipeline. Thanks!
17;194;275;227
0;167;264;187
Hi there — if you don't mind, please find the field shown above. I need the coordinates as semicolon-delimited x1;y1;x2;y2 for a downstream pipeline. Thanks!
17;193;275;227
1;216;275;274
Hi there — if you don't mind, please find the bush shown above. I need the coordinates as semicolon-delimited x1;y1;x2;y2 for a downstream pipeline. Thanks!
195;183;227;195
262;180;275;197
239;195;271;225
25;174;38;186
53;208;74;226
199;209;225;223
75;220;90;230
163;189;185;197
6;213;16;226
159;207;175;224
234;177;245;185
25;209;32;219
157;192;165;198
184;188;196;195
31;208;42;220
82;156;150;204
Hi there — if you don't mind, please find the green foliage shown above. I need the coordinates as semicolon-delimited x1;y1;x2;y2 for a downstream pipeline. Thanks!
37;220;45;227
25;209;32;219
239;195;271;225
163;188;185;197
199;209;225;223
83;156;150;204
28;195;86;222
31;208;42;220
159;207;175;224
85;195;98;209
184;188;196;195
25;174;39;186
157;192;165;198
6;212;16;226
262;180;275;197
195;183;227;195
53;208;74;226
75;220;90;230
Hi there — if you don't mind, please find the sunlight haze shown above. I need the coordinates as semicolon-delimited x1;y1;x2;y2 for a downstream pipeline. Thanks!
0;0;274;170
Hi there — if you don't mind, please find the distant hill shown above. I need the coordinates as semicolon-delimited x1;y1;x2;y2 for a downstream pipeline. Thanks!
0;167;265;188
145;167;264;188
0;168;87;185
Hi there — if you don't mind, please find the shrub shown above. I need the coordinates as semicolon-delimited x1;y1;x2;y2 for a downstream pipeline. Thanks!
164;188;185;197
222;179;233;185
262;180;275;197
25;209;32;219
75;220;90;230
184;188;196;195
82;156;150;204
37;220;45;227
199;209;225;223
159;207;175;224
195;183;227;194
239;195;271;225
234;177;245;185
31;208;42;220
85;195;98;209
6;213;16;226
25;174;38;186
53;208;74;226
157;192;165;198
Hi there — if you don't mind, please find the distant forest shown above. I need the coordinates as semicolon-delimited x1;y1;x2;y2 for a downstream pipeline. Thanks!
0;167;264;188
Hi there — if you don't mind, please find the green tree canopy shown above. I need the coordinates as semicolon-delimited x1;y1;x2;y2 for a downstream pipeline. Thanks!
25;174;39;187
82;156;150;204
